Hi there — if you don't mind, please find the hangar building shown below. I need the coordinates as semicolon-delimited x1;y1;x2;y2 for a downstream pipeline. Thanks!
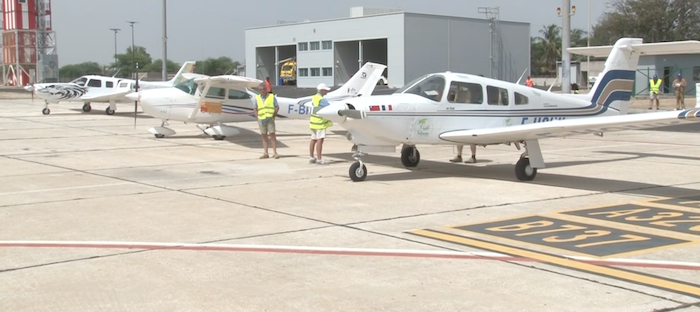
244;7;530;88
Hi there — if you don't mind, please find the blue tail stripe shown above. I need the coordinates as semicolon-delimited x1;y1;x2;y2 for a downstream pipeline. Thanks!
589;69;636;107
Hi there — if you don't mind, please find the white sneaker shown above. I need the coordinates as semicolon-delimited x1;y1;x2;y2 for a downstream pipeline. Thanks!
309;157;316;164
316;159;327;165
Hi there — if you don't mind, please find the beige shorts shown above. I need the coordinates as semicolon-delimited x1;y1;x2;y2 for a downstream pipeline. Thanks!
310;129;326;140
258;119;276;135
650;92;659;99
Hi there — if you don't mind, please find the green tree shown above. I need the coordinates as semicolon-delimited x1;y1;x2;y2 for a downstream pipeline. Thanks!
144;59;180;73
591;0;700;45
530;24;593;75
108;45;153;78
59;61;103;80
194;57;241;76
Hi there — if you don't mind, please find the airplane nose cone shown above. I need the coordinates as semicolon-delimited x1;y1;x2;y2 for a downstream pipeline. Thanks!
125;92;139;101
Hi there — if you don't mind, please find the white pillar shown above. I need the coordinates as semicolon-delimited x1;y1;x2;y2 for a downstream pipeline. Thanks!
561;0;571;94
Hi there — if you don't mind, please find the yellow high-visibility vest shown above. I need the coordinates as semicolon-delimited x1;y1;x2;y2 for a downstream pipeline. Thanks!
310;94;332;130
650;78;662;93
256;94;275;120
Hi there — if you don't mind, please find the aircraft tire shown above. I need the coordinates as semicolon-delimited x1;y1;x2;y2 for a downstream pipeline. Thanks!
154;134;165;139
515;157;537;181
349;162;367;182
212;135;225;140
41;108;50;115
82;104;91;112
401;146;420;167
105;108;115;115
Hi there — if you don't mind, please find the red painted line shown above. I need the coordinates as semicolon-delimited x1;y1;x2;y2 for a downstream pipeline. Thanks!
1;241;700;271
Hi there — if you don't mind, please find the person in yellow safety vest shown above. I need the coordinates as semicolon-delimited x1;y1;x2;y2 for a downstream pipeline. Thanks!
253;82;280;159
649;74;662;110
309;83;333;165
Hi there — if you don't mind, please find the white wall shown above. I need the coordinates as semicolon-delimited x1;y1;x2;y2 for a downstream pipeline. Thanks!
245;13;404;88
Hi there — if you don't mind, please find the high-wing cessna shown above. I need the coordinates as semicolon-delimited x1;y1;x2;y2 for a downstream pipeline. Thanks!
26;61;196;115
126;62;387;140
313;37;700;182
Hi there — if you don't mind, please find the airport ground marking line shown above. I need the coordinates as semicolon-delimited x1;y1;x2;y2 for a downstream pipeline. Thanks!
0;182;134;196
1;240;700;271
410;229;700;299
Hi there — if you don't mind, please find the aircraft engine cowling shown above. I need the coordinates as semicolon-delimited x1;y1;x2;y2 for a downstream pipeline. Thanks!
316;102;351;123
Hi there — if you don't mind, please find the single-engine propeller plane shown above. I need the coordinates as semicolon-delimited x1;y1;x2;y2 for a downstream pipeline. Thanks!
26;61;196;115
313;37;700;182
127;62;387;140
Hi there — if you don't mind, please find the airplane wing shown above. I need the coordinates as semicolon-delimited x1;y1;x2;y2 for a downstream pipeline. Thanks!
439;110;700;145
187;75;263;120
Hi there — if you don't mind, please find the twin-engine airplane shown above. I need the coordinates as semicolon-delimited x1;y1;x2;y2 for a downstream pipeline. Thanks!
26;61;196;115
125;62;387;140
313;37;700;182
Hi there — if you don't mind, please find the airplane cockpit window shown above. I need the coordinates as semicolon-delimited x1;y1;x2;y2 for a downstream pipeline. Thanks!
399;74;446;102
394;74;430;94
70;77;88;86
174;78;197;95
447;81;483;104
514;92;529;105
486;86;509;106
86;79;102;87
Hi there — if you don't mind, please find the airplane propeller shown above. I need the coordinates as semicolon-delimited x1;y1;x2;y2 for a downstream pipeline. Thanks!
338;109;365;119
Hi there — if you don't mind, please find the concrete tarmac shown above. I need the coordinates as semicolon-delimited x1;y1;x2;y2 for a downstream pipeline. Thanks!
0;98;699;311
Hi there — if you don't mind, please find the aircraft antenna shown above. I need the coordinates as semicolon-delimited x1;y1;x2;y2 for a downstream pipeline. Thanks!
478;7;501;80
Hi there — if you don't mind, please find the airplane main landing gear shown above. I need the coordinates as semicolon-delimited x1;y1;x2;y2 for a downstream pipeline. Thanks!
515;157;537;181
105;107;115;115
400;144;420;168
82;103;92;112
349;150;368;182
41;108;50;115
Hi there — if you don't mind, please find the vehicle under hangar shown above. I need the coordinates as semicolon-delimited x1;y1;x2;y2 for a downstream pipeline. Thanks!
244;7;531;88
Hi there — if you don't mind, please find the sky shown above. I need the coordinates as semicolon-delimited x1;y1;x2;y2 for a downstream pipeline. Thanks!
51;0;612;66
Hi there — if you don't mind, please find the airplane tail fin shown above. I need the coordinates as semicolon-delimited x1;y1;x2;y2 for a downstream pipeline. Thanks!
328;62;387;97
167;61;197;86
568;38;700;115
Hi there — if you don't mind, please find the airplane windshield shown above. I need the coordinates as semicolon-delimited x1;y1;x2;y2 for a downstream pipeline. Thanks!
396;74;446;102
70;77;87;86
174;78;197;95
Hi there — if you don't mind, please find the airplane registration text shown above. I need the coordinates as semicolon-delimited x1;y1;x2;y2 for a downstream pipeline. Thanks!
521;117;566;124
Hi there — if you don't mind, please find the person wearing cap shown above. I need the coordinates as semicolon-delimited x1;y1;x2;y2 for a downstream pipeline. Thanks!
673;72;687;110
649;74;662;110
309;83;333;164
254;82;280;159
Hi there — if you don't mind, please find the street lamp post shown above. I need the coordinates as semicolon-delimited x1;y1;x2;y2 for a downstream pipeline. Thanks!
162;0;167;81
557;0;576;93
126;21;138;89
109;28;120;70
587;0;591;87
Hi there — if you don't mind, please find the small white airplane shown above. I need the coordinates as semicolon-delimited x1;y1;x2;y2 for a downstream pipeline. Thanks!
312;37;700;182
26;61;196;115
126;62;387;140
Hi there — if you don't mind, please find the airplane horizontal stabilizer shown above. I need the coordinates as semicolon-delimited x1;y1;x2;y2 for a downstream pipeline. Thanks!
439;109;700;145
568;40;700;57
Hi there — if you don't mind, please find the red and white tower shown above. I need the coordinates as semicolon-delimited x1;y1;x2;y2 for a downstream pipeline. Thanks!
1;0;57;86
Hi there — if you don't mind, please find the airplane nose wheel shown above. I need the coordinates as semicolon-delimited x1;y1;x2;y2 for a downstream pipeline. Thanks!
349;151;368;182
515;157;537;181
41;108;50;115
400;145;420;167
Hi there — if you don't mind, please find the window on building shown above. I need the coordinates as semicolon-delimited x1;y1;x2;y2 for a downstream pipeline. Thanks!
299;68;309;77
486;86;509;105
86;79;102;87
446;81;483;104
693;66;700;81
298;42;308;51
322;40;332;50
228;89;250;100
310;41;320;50
310;68;321;76
106;81;114;88
514;92;529;105
322;67;332;76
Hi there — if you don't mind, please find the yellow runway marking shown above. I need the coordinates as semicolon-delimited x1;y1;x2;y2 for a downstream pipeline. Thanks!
411;229;700;299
